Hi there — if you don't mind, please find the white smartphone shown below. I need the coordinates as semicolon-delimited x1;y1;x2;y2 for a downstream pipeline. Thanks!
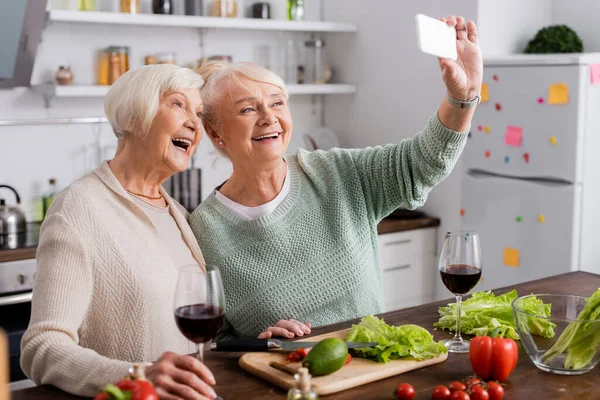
415;14;457;60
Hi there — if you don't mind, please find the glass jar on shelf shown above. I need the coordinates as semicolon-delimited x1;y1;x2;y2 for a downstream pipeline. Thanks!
96;48;110;85
78;0;96;11
287;0;304;21
107;46;130;85
208;0;238;17
120;0;140;13
304;38;325;84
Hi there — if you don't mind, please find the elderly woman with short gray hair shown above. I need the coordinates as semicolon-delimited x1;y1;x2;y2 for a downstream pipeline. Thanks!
190;15;482;342
21;64;219;400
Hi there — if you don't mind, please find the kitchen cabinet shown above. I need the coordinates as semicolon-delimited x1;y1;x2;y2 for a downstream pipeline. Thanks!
378;227;437;311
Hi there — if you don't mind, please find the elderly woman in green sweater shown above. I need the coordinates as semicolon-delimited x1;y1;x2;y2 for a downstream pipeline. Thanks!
190;15;482;341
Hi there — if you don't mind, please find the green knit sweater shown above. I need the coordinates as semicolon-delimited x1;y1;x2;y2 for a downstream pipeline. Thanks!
189;114;468;341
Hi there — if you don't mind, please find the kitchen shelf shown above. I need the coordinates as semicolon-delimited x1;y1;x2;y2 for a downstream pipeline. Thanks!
32;83;357;107
48;10;358;33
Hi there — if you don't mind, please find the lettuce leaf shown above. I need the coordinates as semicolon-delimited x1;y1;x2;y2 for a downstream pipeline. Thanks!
433;290;555;340
344;315;447;363
542;288;600;369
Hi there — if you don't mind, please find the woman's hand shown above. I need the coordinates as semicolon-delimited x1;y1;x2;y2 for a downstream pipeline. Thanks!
438;15;483;101
258;319;312;339
145;352;218;400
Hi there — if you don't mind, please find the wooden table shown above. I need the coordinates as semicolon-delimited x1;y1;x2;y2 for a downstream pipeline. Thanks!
12;271;600;400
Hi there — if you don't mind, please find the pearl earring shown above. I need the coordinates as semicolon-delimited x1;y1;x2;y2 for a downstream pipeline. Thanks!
218;140;224;146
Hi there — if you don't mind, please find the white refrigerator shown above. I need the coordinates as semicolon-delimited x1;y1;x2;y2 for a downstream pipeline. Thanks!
460;54;600;292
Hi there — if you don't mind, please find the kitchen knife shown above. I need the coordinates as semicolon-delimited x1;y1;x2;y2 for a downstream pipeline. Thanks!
210;338;378;352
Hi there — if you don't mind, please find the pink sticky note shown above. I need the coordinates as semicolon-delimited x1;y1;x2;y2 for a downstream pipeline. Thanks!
591;64;600;84
505;125;523;147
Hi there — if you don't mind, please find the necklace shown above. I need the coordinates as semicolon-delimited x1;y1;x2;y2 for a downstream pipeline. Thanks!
126;189;163;200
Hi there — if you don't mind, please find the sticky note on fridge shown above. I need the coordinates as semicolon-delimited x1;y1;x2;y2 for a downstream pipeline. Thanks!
591;64;600;84
548;83;569;104
503;248;520;268
504;125;523;147
481;83;490;102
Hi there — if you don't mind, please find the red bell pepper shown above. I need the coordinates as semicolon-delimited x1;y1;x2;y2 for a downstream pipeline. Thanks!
469;331;518;382
94;364;158;400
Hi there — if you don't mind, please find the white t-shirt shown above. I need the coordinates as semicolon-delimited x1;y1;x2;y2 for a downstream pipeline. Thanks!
215;166;291;221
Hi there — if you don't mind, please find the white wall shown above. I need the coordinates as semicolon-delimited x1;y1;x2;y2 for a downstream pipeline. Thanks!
552;0;600;52
323;0;478;251
0;0;325;220
477;0;552;55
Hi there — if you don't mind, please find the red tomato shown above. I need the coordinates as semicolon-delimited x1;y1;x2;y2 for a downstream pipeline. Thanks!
431;385;452;400
396;383;415;400
296;348;309;359
451;391;470;400
344;354;352;365
464;377;481;388
449;381;467;392
485;382;504;400
287;351;302;362
469;336;518;382
469;385;489;400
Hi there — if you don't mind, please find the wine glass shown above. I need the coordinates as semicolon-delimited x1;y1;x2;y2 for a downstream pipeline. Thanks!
438;231;482;353
174;265;226;363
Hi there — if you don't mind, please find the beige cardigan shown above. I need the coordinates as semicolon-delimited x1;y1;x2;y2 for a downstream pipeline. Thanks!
20;161;205;397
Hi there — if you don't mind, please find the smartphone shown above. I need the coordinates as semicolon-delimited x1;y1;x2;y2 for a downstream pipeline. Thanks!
415;14;457;60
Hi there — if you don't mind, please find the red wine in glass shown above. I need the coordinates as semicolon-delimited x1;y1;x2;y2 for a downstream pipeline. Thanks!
440;264;482;295
438;231;482;353
175;304;225;343
174;265;226;364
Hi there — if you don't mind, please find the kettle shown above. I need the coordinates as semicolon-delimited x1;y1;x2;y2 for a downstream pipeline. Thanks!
0;185;27;236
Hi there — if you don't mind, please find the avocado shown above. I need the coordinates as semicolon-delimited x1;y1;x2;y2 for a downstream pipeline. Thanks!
301;338;348;376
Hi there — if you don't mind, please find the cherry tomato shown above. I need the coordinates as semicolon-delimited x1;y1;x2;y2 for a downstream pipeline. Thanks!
287;351;301;362
431;385;452;400
344;354;352;365
451;391;470;400
396;383;415;400
296;348;309;359
485;382;504;400
470;385;489;400
464;377;481;388
449;381;467;392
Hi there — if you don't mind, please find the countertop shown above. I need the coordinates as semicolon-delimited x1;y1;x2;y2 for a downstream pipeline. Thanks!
0;217;441;263
12;271;600;400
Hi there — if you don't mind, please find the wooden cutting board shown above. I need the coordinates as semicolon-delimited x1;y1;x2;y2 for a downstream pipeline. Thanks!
239;328;448;395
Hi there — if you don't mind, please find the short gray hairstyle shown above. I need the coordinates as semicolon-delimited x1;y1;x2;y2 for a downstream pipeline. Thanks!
197;61;288;156
104;64;204;139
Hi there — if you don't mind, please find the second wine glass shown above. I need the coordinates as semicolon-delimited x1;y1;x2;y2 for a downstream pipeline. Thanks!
438;231;482;353
174;265;226;363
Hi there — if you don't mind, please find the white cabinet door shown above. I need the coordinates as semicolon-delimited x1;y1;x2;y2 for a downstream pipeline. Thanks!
460;173;580;292
378;229;437;311
467;65;583;183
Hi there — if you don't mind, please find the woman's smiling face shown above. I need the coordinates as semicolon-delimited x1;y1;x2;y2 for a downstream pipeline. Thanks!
209;77;292;166
143;88;203;174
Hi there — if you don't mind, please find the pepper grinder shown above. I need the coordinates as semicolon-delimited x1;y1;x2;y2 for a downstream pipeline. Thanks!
287;368;318;400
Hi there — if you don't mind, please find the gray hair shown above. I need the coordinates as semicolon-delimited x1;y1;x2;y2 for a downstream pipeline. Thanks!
197;61;288;156
104;64;204;139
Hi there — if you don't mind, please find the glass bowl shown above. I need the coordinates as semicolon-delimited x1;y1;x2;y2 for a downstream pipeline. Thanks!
512;294;600;375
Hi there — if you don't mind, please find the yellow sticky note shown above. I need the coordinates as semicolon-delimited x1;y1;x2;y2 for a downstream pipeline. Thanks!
550;136;557;145
538;214;545;223
548;83;569;105
483;126;491;133
503;248;520;268
481;83;490;103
